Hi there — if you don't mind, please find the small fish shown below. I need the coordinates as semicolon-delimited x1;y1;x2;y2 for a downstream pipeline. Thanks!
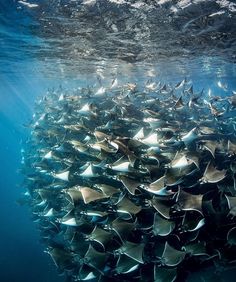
95;86;106;95
145;81;157;91
18;1;39;8
217;80;228;91
111;78;118;89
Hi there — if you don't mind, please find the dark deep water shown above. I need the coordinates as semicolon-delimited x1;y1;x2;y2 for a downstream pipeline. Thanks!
0;1;236;282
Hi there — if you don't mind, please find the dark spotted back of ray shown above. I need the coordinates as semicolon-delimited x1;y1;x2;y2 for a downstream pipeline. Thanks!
0;1;236;282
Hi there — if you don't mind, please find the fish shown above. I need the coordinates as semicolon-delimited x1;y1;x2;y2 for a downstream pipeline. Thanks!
217;81;228;91
201;161;226;183
161;242;186;266
153;213;175;236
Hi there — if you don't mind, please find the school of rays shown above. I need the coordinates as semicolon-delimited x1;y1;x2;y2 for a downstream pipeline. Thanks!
22;80;236;281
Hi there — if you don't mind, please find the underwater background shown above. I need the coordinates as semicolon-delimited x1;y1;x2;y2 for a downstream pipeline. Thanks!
0;0;236;282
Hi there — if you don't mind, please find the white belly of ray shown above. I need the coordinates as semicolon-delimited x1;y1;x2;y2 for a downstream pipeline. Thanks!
133;127;144;139
60;217;78;226
171;156;189;169
80;164;97;177
141;133;159;146
44;151;53;159
43;208;54;217
53;170;70;181
111;162;130;172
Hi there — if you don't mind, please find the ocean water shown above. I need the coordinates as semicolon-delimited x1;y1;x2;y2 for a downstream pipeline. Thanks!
0;1;236;282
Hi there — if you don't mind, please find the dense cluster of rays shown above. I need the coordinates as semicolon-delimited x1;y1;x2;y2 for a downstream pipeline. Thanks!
21;79;236;281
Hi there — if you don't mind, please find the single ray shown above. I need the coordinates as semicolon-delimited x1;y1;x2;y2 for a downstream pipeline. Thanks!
87;226;113;249
59;217;78;226
140;133;160;146
109;156;132;172
177;189;203;213
117;195;142;216
85;244;108;273
174;96;184;109
65;186;83;204
78;265;99;281
226;195;236;218
201;161;226;183
149;175;166;191
227;227;236;246
128;138;147;150
175;78;186;89
81;210;108;218
35;188;54;200
146;146;161;155
150;198;172;219
110;138;130;153
209;103;224;117
228;140;236;155
186;152;200;169
80;163;100;178
119;175;140;195
78;103;96;116
126;83;137;92
18;1;39;8
95;183;119;197
161;242;186;266
91;140;118;153
229;93;236;107
118;241;145;263
199;126;215;135
111;77;118;88
133;127;145;139
160;84;168;93
143;117;166;129
154;265;177;282
146;81;158;91
52;170;70;181
95;86;106;96
110;218;136;242
69;139;88;152
80;187;107;204
34;198;47;207
94;130;111;141
111;161;131;172
186;85;193;95
143;176;175;197
217;80;228;91
203;140;219;158
63;124;86;132
46;247;73;269
181;210;205;232
42;208;55;217
153;213;175;236
43;150;53;159
184;241;207;256
230;162;236;173
181;127;198;145
116;254;140;274
165;168;184;186
169;155;191;169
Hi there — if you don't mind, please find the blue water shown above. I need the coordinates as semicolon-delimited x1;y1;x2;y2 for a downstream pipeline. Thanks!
0;0;236;281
